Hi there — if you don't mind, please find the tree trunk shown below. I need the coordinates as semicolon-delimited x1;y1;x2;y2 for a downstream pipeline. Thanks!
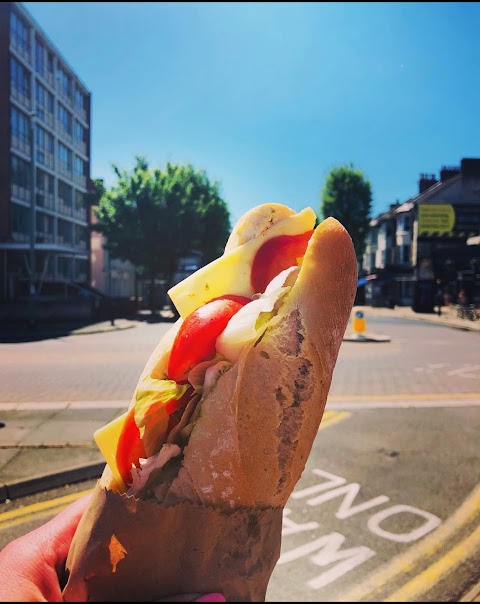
149;275;157;316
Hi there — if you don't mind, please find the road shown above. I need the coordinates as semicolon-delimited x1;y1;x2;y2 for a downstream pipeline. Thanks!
0;315;479;602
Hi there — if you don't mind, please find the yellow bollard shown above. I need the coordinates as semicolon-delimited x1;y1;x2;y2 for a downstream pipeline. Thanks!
353;309;366;335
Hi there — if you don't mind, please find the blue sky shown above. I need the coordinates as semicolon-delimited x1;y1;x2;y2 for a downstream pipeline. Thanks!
24;1;480;226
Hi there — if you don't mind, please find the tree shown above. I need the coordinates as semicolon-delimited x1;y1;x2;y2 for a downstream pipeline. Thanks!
93;156;231;313
320;164;372;261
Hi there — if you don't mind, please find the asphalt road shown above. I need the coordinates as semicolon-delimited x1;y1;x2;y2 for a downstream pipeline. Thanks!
0;316;479;602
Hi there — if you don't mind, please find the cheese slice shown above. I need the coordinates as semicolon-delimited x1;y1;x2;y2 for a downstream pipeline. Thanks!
94;412;128;489
168;207;317;318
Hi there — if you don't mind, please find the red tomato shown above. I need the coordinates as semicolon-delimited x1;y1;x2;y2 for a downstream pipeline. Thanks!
116;407;146;487
251;230;314;294
167;295;251;383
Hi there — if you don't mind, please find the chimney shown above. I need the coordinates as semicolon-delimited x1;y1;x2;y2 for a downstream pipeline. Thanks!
440;165;460;182
461;158;480;178
419;173;437;194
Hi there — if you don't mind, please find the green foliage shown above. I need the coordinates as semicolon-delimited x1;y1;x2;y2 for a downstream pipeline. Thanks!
320;164;372;260
92;156;231;286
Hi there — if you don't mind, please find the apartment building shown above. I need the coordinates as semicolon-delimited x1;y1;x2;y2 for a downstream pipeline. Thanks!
0;2;91;304
362;158;480;311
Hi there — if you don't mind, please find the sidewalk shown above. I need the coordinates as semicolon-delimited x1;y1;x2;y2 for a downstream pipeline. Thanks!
350;304;480;333
1;304;479;503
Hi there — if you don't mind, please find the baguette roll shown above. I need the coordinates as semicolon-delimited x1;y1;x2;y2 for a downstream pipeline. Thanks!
97;206;357;508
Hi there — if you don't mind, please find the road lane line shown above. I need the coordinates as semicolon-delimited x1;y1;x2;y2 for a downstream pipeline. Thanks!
0;489;92;529
1;394;480;411
327;399;480;409
329;393;480;402
385;524;480;602
319;410;351;429
0;505;71;530
339;483;480;602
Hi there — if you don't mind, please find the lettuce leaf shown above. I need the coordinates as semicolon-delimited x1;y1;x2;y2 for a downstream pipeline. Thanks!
134;378;190;456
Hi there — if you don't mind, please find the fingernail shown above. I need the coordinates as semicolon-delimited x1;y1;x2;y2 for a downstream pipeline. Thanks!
195;594;226;603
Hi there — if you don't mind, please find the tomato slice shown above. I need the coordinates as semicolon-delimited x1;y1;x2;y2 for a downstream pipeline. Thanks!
251;230;314;294
167;295;251;383
116;407;146;487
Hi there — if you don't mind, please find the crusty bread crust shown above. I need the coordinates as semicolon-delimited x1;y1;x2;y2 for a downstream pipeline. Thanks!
224;203;295;252
164;215;357;508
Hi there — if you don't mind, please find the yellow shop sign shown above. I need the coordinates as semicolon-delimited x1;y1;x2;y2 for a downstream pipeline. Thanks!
418;204;455;236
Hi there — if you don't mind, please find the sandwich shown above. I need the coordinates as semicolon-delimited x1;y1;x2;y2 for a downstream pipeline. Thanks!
62;203;357;602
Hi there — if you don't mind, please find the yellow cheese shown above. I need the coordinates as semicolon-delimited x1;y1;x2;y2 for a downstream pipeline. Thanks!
168;207;317;318
94;411;128;488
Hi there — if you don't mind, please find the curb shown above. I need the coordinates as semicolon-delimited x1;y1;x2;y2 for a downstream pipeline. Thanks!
0;461;104;503
69;323;137;336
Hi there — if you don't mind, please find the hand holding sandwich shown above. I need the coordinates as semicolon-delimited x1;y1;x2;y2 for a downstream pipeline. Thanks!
62;203;358;602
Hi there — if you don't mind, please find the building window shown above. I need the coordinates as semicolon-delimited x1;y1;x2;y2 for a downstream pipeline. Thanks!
58;180;73;215
74;190;86;220
403;244;410;264
404;216;411;232
11;202;31;242
74;156;85;177
74;224;87;250
35;125;45;164
36;211;54;243
11;106;31;153
74;156;86;187
35;125;54;168
10;57;31;107
58;220;73;246
74;120;86;151
57;65;72;103
75;258;88;282
57;142;72;176
11;155;31;201
35;82;54;125
46;51;54;83
58;255;73;279
10;10;30;59
57;102;73;137
36;168;54;209
74;86;86;115
35;37;45;76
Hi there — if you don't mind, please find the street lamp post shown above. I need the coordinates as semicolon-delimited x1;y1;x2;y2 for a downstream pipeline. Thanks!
28;111;37;330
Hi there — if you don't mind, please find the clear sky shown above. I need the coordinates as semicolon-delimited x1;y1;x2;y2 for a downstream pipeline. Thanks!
24;1;480;226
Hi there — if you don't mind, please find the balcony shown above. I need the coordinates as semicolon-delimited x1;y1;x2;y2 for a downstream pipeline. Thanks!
58;202;73;217
74;208;87;221
36;151;55;171
36;232;55;244
11;133;31;156
36;107;54;129
74;240;87;251
36;190;55;210
11;85;31;110
73;173;87;188
74;139;87;156
56;122;73;143
12;231;30;243
10;38;31;64
11;183;31;203
57;160;73;180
